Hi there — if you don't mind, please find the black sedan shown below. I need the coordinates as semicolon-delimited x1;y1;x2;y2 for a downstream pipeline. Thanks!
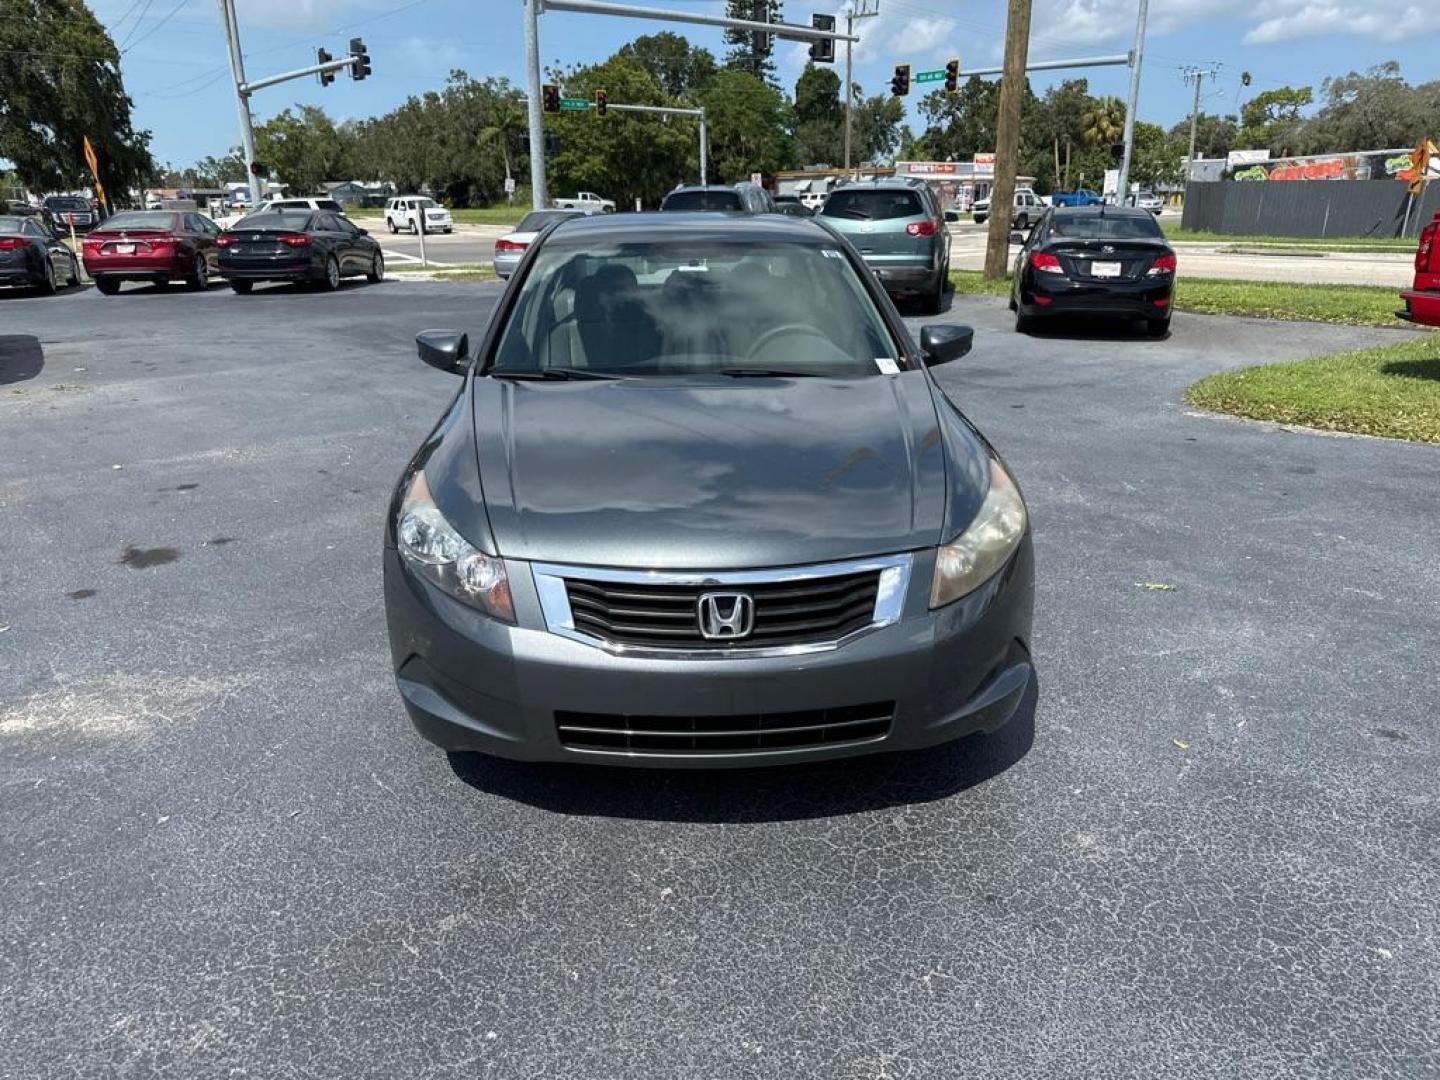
0;214;81;294
217;209;384;294
1010;206;1176;336
384;213;1034;769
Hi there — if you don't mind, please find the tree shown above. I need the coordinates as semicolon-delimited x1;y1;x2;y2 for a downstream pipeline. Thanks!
1236;85;1312;155
478;98;526;198
916;76;1003;161
1080;96;1126;150
617;32;716;97
851;92;904;164
698;68;793;182
1303;62;1431;152
0;0;154;203
793;63;842;165
1128;121;1181;188
252;106;353;194
547;57;693;205
723;0;783;84
1168;113;1238;160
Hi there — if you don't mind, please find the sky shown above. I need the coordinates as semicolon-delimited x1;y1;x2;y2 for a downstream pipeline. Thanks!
93;0;1440;169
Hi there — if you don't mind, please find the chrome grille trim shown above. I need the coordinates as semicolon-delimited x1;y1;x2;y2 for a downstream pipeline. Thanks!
531;553;914;659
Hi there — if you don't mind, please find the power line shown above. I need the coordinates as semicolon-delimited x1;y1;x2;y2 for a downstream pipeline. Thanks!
117;0;157;50
123;0;194;54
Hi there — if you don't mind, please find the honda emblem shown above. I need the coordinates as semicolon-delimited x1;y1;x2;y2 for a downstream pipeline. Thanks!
697;592;755;640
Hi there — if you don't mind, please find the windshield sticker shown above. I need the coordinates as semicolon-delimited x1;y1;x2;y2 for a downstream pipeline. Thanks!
821;249;843;259
874;358;900;375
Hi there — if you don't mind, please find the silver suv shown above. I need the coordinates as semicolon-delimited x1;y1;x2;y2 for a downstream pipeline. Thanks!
820;178;950;313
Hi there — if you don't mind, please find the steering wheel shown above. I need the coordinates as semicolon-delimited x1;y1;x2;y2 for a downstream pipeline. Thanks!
747;323;829;359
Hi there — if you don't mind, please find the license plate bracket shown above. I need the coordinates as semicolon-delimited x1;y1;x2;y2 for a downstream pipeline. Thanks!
114;243;135;254
1091;260;1122;278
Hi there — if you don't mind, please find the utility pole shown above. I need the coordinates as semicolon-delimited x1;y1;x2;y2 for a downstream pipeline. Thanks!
217;0;260;206
1182;64;1220;182
1115;0;1149;204
984;0;1032;279
524;0;548;210
842;0;879;173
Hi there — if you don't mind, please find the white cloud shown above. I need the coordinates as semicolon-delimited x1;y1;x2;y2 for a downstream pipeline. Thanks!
1027;0;1433;49
1243;1;1429;44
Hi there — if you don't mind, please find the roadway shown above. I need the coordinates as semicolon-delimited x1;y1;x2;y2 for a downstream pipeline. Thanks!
3;278;1437;1077
373;217;1415;288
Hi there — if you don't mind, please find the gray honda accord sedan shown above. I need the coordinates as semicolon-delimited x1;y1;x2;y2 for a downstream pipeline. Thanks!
384;212;1034;767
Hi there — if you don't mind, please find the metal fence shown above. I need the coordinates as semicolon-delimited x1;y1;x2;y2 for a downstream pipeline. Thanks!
1181;180;1440;238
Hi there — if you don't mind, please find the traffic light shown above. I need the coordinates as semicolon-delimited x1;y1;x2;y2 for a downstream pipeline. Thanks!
595;89;607;117
891;63;910;97
349;37;370;80
1241;71;1252;87
809;13;835;64
248;160;263;176
1110;142;1126;162
542;84;560;113
750;0;769;55
317;47;334;87
944;58;960;94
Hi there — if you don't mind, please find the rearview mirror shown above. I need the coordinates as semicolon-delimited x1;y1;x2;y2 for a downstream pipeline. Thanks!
416;329;470;375
919;324;974;367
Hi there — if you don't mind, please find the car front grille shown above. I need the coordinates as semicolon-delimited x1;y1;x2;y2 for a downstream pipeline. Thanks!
563;569;881;650
555;702;894;754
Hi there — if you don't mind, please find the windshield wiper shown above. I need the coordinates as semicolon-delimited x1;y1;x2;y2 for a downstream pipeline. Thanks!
489;367;617;381
716;367;824;378
832;209;872;220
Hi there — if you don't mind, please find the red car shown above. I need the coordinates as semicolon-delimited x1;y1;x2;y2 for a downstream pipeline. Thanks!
81;209;223;295
1399;210;1440;327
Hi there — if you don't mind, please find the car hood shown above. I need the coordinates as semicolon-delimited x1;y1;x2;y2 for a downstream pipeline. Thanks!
468;374;955;570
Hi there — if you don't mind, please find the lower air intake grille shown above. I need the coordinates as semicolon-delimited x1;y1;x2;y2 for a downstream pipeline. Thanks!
555;702;894;755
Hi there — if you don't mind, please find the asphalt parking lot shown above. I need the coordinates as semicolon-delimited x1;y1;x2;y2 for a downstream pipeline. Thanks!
3;280;1438;1078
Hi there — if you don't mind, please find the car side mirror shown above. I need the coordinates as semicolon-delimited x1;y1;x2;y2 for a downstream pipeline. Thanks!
416;329;470;375
1009;230;1026;245
357;227;368;235
919;324;974;367
944;209;960;223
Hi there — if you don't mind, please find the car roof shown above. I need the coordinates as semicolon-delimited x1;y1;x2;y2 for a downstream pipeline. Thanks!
668;184;750;193
1052;205;1153;219
547;211;826;244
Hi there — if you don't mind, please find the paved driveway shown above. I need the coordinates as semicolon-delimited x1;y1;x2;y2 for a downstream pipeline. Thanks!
2;282;1436;1078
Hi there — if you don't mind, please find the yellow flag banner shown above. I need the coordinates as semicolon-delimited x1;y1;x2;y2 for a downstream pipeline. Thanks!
82;136;108;210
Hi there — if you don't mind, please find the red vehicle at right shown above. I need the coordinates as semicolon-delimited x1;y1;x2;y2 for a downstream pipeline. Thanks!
1399;209;1440;327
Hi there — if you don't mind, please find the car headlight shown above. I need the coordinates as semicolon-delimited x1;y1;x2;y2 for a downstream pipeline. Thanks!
396;470;515;623
930;457;1028;608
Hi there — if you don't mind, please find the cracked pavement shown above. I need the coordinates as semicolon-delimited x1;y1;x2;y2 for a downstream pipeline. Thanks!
1;280;1437;1078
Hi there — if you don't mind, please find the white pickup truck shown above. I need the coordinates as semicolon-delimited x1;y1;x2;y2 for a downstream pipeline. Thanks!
553;191;615;213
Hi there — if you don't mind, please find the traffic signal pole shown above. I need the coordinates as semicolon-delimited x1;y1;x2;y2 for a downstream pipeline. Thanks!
1115;0;1149;205
524;0;548;209
217;0;261;206
218;0;370;206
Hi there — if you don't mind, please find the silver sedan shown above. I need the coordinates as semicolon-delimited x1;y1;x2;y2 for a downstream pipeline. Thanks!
493;208;594;278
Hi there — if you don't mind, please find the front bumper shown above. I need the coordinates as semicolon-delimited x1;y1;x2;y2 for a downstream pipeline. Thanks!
384;540;1035;768
1020;273;1173;318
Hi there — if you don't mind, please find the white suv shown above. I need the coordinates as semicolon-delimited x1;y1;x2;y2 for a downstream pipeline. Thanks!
385;197;453;234
214;196;346;229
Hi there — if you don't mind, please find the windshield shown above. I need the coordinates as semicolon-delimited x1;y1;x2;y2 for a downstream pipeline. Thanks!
234;212;312;231
0;216;33;235
517;210;578;232
413;198;438;209
662;190;743;212
492;241;902;378
46;197;89;210
1051;213;1163;240
101;211;178;231
822;189;923;221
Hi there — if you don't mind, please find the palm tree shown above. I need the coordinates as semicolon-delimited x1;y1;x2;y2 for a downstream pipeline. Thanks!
1081;97;1127;148
479;99;526;201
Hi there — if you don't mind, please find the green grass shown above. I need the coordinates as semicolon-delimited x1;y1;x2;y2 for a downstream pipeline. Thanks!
1172;278;1403;328
386;262;497;281
1186;334;1440;443
950;270;1407;328
1167;228;1414;252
